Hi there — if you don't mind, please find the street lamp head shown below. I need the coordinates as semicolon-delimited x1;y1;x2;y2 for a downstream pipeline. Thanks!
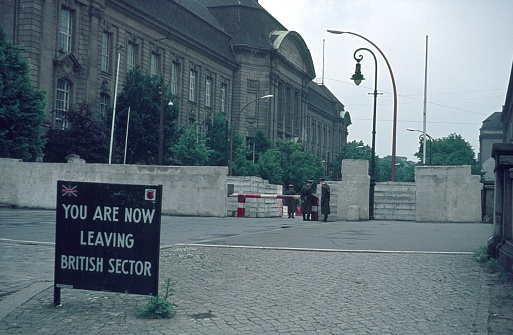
351;62;365;86
168;101;173;106
327;29;345;35
260;94;273;99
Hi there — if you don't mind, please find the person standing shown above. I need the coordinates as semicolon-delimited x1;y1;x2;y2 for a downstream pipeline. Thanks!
284;184;297;218
320;178;331;222
301;179;313;221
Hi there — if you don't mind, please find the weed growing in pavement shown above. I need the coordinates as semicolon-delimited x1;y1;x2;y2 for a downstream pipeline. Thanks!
487;258;501;272
474;245;488;263
139;278;177;319
499;271;509;282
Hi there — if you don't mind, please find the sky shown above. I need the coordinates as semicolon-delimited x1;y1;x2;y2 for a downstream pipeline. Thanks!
258;0;513;161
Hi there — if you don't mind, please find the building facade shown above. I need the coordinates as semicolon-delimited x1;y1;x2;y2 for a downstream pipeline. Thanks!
488;62;513;277
1;0;349;169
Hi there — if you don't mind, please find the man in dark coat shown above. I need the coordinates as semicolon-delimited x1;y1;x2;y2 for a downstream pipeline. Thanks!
284;184;297;218
300;179;313;221
320;178;331;222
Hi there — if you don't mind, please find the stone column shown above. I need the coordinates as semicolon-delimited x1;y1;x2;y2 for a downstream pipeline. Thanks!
490;143;513;276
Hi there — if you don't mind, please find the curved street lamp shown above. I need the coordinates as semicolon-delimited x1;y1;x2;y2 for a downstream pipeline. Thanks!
407;128;439;165
352;47;378;220
229;94;273;176
327;30;398;181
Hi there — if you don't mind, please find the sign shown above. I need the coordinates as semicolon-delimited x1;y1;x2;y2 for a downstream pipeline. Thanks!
54;181;162;299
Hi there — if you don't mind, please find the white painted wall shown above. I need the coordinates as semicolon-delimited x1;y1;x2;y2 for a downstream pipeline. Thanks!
415;165;481;222
0;158;227;217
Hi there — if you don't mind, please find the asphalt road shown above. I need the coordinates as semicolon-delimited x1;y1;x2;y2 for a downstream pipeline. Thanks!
0;208;493;253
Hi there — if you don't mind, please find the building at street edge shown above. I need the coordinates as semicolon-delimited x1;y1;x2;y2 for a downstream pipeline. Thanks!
1;0;351;172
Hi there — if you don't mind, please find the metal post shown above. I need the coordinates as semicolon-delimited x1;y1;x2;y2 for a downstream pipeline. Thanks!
108;50;121;164
53;286;61;307
352;48;378;220
158;87;164;165
123;107;131;164
327;30;397;181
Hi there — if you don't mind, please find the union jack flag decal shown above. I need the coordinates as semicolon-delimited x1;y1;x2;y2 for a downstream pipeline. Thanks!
62;184;78;197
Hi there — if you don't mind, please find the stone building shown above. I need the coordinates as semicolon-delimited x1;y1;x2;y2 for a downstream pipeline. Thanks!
1;0;349;170
479;112;502;182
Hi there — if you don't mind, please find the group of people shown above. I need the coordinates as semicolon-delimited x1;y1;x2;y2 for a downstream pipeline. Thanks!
284;178;330;222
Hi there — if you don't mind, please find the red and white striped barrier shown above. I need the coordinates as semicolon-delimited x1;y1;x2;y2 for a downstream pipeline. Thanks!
230;193;301;218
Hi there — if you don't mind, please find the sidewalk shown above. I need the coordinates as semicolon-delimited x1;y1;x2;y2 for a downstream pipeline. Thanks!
1;242;492;334
0;209;501;334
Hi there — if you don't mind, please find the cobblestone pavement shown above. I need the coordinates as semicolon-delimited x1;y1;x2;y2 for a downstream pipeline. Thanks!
1;242;491;334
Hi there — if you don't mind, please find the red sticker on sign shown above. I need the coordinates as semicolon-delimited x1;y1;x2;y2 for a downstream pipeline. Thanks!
145;189;156;201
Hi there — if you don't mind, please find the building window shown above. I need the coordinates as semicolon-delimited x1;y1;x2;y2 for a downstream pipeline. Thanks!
101;32;110;72
220;84;226;113
99;93;110;119
56;79;70;129
59;8;72;52
189;69;196;102
127;42;136;72
150;53;159;75
205;77;212;107
171;62;179;95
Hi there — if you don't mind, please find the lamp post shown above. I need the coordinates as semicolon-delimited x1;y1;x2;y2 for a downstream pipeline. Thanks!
407;128;437;165
327;30;397;181
351;47;378;220
229;94;273;176
158;89;173;166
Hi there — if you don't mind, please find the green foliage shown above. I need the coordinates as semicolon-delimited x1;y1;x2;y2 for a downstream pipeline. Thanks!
0;26;47;160
139;278;176;319
251;129;272;163
415;133;481;174
257;147;284;184
206;113;228;166
474;245;489;263
256;139;324;189
487;258;500;272
231;131;257;176
44;103;109;163
109;67;178;164
171;126;213;166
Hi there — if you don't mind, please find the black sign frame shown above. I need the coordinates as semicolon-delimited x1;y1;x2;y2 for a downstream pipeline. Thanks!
54;181;162;305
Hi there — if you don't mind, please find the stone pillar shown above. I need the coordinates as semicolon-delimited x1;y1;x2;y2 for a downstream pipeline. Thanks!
490;143;513;276
338;159;370;221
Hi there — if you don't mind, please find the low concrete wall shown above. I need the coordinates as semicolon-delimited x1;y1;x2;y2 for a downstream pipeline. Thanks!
415;165;481;222
0;158;227;217
338;159;370;221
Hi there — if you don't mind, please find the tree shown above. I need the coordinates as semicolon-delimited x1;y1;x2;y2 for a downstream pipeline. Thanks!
109;67;178;165
206;113;228;166
44;103;109;163
171;126;212;166
231;130;257;176
415;133;480;174
330;140;371;180
0;26;46;160
251;129;272;164
257;147;284;184
257;139;324;189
